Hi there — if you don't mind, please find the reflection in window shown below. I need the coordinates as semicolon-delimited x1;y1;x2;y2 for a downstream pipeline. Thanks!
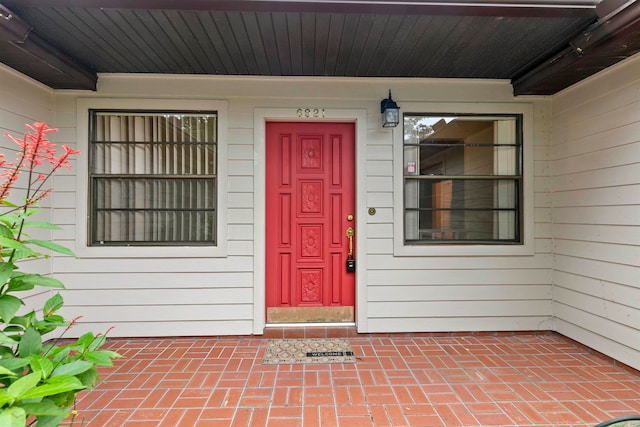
403;114;522;244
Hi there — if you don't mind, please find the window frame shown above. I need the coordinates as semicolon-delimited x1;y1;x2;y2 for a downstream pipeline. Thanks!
403;113;523;245
392;102;535;257
88;109;219;247
75;98;228;258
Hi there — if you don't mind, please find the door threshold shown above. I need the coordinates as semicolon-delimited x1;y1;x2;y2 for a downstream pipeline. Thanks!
265;322;356;328
266;306;354;323
263;323;357;339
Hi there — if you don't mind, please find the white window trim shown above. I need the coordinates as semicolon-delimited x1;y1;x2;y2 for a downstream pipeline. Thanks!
393;102;535;257
75;98;228;258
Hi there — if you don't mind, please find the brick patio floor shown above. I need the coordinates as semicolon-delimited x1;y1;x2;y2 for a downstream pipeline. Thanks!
63;331;640;427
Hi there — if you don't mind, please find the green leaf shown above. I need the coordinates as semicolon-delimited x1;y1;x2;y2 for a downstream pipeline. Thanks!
21;375;85;400
75;333;95;353
0;262;14;287
0;346;14;358
0;332;17;345
0;365;17;377
0;406;26;427
0;200;20;209
18;327;42;358
44;314;69;325
35;414;67;427
84;350;121;366
51;360;92;378
17;400;69;416
24;240;75;257
0;237;29;251
76;366;98;388
34;315;68;335
46;390;75;409
0;295;23;323
43;294;64;316
87;333;106;351
20;222;62;230
43;314;65;324
10;247;39;261
10;274;64;290
2;325;25;333
30;355;54;380
0;389;12;407
6;313;31;328
0;223;14;238
0;358;30;373
50;346;70;364
5;277;34;292
7;372;41;399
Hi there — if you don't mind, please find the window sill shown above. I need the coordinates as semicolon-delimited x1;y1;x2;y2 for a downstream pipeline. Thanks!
73;244;227;259
393;241;534;257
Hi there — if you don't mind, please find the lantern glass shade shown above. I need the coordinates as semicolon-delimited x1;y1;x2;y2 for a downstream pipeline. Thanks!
382;106;399;127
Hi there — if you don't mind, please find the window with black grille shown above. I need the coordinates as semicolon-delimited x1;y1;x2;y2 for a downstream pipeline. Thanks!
403;114;523;244
88;110;217;246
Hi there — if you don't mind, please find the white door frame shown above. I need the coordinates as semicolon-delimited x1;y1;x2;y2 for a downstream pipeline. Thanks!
253;108;369;334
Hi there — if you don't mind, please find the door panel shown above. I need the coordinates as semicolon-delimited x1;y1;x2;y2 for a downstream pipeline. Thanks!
266;122;355;323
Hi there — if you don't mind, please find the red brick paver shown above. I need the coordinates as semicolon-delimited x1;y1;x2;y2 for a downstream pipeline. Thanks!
64;333;640;427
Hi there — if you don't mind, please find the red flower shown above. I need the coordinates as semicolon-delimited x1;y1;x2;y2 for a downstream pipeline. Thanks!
1;121;78;204
54;144;81;170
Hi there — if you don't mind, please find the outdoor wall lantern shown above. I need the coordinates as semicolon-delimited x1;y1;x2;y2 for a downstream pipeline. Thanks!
380;90;400;128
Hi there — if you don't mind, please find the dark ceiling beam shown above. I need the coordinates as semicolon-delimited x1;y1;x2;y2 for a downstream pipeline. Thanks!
2;0;598;17
0;3;96;89
512;0;640;95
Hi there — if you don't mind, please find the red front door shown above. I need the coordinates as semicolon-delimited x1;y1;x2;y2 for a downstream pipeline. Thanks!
266;122;355;323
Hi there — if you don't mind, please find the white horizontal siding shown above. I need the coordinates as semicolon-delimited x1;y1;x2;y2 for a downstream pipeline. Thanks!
554;240;638;266
0;64;53;130
368;317;553;333
368;269;551;286
370;300;551;318
551;53;640;370
366;254;553;270
369;284;551;301
555;255;638;289
0;65;56;315
66;321;253;338
62;288;253;306
53;256;254;273
54;272;253;289
62;304;253;322
553;271;637;306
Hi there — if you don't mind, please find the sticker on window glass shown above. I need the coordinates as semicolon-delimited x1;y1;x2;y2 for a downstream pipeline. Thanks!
407;162;416;174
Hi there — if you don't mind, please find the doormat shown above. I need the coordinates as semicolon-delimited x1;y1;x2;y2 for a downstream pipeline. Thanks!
262;338;356;365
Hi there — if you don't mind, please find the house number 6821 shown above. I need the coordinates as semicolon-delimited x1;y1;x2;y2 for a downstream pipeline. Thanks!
296;108;325;118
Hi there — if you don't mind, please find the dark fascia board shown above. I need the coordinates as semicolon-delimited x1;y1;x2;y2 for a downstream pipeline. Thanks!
512;0;640;95
4;0;598;17
0;3;97;89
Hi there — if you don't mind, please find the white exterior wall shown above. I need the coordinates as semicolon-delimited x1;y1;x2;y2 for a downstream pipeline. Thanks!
0;64;56;314
44;74;555;338
551;54;640;370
